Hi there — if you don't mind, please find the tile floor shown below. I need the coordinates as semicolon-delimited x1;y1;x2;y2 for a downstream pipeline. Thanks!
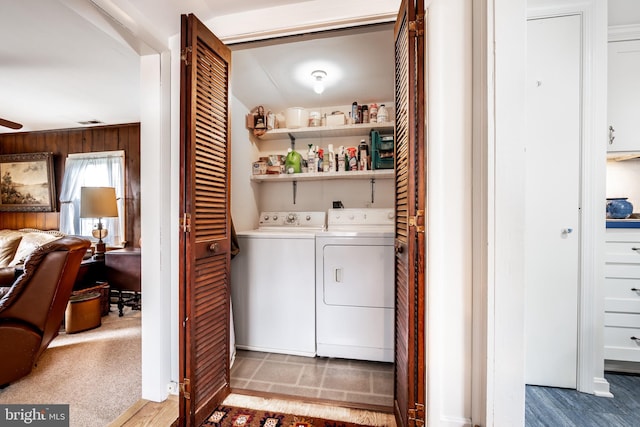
230;350;394;408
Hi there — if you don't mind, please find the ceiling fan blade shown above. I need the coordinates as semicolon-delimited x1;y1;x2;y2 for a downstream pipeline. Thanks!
0;118;23;130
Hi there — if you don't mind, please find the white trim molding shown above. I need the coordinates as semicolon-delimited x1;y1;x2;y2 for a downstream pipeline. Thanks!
527;0;610;398
206;0;398;44
609;24;640;42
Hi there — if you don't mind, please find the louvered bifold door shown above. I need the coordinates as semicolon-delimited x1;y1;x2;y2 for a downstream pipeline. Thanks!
394;0;426;426
179;13;232;427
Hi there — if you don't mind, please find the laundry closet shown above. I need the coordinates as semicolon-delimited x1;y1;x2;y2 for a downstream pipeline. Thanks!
227;23;397;408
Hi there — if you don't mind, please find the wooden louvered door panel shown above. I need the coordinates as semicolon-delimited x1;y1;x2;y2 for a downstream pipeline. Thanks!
179;13;232;427
394;0;426;426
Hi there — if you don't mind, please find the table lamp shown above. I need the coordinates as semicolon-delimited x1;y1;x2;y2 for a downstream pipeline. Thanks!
80;186;118;260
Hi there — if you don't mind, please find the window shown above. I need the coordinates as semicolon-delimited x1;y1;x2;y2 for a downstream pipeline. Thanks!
59;151;125;247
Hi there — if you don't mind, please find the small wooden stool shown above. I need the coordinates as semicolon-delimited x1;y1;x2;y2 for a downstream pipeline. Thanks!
65;291;102;333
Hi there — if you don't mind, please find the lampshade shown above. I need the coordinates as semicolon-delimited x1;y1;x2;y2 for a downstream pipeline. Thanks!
80;187;118;218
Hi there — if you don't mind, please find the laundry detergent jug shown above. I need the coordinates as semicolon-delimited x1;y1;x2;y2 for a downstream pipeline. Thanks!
285;148;302;174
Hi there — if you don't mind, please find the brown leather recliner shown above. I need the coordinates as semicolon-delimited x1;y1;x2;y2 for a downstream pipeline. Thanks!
0;236;91;386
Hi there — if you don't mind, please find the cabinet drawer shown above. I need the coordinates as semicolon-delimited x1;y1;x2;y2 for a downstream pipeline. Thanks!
604;277;640;298
604;325;640;362
605;312;640;328
605;263;640;279
605;297;640;314
605;241;640;262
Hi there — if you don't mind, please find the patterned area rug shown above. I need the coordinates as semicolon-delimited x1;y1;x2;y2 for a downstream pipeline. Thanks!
201;406;375;427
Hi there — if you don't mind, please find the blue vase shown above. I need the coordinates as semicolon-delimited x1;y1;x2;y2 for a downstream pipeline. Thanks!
607;198;633;219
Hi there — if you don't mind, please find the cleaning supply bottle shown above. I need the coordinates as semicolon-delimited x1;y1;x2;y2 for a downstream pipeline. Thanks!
337;146;346;172
377;104;389;123
328;144;336;172
285;147;302;173
369;103;378;123
307;144;316;174
347;147;358;171
316;146;324;172
358;139;369;170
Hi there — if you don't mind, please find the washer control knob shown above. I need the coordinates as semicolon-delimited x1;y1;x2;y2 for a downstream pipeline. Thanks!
263;215;269;221
387;212;395;219
273;215;278;221
306;215;311;221
349;214;355;220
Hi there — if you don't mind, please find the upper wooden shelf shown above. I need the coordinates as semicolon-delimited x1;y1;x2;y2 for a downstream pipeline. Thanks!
256;121;395;141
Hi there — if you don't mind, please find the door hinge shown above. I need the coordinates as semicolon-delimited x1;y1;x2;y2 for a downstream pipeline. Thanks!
181;46;192;66
408;13;425;37
181;213;191;233
179;378;191;400
408;403;425;426
409;209;425;233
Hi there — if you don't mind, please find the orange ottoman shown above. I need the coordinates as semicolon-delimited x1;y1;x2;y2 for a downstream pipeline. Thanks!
65;292;102;333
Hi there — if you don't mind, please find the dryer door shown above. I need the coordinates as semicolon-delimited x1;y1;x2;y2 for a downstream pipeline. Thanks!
322;243;394;308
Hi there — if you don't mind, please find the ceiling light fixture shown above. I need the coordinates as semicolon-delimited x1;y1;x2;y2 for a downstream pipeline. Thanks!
311;70;327;94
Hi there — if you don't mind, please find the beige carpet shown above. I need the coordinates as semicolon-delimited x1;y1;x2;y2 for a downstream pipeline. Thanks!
0;307;141;427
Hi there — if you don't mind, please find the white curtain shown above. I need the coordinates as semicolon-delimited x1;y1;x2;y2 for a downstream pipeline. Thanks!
59;152;125;246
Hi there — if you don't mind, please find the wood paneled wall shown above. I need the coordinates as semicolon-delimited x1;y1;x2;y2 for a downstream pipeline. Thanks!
0;123;141;248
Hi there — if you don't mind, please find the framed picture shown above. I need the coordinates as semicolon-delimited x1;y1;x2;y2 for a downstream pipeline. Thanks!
0;152;56;212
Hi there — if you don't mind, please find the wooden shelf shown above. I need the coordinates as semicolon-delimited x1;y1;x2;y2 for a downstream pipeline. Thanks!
256;121;394;141
250;169;394;183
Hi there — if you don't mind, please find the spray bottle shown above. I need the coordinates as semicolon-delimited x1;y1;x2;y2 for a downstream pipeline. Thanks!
328;144;336;172
337;146;346;172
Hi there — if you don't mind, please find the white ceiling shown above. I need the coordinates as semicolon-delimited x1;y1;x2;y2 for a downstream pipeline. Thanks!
0;0;393;134
0;0;142;133
2;0;640;135
231;25;394;114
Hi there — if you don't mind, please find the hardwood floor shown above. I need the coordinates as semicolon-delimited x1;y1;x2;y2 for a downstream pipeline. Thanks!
108;395;178;427
525;373;640;426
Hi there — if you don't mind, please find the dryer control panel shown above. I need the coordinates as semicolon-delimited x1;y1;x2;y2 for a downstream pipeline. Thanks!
327;208;395;231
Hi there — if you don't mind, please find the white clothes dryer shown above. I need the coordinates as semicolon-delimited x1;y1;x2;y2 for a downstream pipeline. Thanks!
315;208;395;362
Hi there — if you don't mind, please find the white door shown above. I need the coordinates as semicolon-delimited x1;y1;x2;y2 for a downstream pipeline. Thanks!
524;15;581;388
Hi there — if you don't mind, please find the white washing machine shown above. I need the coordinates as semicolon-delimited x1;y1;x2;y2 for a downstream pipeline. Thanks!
231;211;325;357
315;208;395;362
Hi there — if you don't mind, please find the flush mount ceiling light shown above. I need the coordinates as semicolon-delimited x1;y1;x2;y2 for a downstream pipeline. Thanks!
311;70;327;94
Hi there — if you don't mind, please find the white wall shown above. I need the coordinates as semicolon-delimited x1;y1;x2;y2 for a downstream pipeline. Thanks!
426;0;474;425
486;0;528;425
607;159;640;210
229;101;396;223
230;95;261;232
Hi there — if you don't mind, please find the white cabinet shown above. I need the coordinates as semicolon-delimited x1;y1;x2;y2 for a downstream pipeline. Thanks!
608;39;640;153
604;229;640;362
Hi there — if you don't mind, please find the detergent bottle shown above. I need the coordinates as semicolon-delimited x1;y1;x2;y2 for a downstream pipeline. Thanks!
307;144;316;173
285;147;302;174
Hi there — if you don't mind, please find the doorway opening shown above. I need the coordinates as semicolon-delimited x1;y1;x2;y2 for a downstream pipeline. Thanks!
228;23;396;411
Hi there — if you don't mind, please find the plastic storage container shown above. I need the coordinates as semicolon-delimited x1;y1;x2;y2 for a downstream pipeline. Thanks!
371;130;394;170
285;107;309;129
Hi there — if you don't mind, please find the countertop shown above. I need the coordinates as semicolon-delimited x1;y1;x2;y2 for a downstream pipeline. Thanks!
606;219;640;228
